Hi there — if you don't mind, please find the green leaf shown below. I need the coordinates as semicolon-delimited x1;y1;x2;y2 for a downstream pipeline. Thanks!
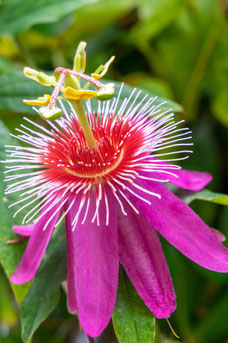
0;121;31;303
136;0;224;120
112;267;155;343
131;0;188;42
118;81;182;113
0;70;52;114
0;0;97;35
123;73;174;99
0;267;18;326
212;88;228;127
207;23;228;127
64;0;140;41
100;81;183;114
21;226;67;343
0;56;18;74
183;189;228;206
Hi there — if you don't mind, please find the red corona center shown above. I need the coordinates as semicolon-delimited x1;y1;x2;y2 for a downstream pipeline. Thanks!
40;112;145;185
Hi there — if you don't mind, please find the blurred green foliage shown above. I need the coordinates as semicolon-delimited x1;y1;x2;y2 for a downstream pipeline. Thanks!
0;0;227;342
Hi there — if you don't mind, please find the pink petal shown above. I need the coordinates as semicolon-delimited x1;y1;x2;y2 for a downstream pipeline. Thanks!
13;224;34;237
148;167;212;191
11;200;62;284
127;179;228;272
64;197;78;314
73;189;119;337
167;169;212;190
118;203;176;318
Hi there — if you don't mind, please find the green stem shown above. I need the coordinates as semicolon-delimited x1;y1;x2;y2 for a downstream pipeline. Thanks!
70;100;97;150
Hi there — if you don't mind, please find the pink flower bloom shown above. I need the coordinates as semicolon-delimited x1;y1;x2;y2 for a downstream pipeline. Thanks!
5;86;228;337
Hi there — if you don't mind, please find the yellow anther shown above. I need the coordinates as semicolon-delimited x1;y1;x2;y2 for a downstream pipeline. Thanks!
64;87;97;100
23;94;51;106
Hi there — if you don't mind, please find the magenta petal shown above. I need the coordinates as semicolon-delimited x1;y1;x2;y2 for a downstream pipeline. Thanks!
127;179;228;272
148;168;212;191
118;203;176;318
64;197;78;314
13;224;34;237
11;200;62;284
74;189;119;337
166;169;212;190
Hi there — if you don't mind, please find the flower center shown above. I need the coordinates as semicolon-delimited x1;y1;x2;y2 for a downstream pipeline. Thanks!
40;113;145;184
65;146;124;179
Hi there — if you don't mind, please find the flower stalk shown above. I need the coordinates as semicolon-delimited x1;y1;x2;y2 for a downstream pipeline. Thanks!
70;99;97;150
